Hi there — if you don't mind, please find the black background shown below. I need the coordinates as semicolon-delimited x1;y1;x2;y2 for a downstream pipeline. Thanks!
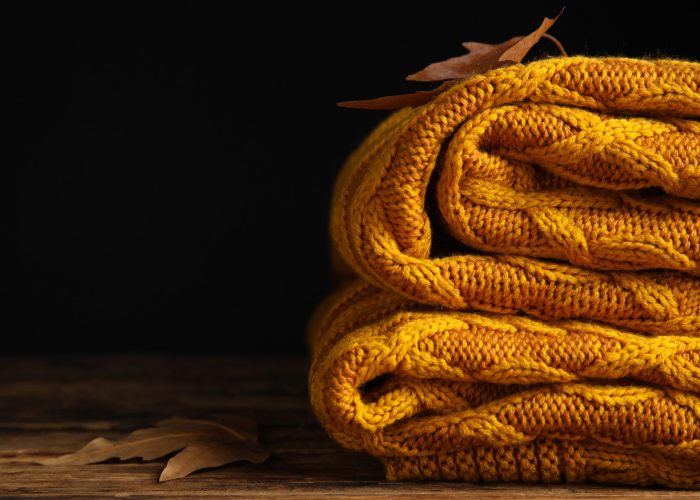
6;2;699;354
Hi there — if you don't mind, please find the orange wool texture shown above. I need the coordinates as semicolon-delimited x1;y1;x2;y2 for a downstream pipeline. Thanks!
308;56;700;487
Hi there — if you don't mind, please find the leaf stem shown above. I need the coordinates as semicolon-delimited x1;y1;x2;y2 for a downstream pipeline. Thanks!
542;34;568;57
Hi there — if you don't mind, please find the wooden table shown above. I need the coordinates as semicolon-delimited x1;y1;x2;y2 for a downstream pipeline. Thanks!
1;355;698;498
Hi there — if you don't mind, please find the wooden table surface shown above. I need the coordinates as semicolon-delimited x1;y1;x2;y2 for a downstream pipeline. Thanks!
1;355;698;499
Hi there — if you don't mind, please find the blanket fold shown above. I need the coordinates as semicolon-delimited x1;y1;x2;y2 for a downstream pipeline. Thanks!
310;56;700;487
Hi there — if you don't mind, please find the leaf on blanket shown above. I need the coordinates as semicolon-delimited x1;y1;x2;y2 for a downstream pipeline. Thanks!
338;82;454;109
38;417;269;482
407;9;564;81
339;8;566;109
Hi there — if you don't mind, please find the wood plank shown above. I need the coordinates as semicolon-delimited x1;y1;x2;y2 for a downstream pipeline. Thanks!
0;355;699;498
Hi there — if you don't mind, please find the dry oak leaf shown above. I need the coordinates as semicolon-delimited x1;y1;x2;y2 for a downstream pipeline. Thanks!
38;417;269;482
337;81;455;110
407;9;564;81
339;9;565;109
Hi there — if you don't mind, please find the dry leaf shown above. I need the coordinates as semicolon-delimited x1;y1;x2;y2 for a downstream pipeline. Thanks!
405;36;523;82
338;82;454;110
407;9;564;81
340;9;565;109
38;417;269;482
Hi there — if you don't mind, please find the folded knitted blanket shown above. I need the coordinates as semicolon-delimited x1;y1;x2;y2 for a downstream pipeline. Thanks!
309;56;700;487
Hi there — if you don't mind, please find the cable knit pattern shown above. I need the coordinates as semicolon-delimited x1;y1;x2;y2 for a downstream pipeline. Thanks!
310;56;700;487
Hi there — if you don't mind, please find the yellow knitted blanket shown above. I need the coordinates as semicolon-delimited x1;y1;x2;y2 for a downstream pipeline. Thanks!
309;56;700;487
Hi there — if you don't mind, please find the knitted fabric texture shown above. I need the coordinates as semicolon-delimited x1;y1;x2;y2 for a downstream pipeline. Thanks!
309;56;700;487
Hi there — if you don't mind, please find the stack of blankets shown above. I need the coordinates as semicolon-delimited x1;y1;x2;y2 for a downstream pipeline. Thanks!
308;56;700;487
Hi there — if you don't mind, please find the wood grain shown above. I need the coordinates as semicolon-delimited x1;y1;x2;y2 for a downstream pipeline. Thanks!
1;355;698;498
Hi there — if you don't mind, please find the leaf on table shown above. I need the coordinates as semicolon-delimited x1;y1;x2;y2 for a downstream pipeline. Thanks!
38;417;269;482
340;9;566;109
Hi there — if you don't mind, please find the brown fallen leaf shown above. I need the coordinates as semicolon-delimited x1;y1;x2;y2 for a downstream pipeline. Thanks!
338;82;454;110
38;417;269;482
405;36;523;82
340;9;566;109
407;9;564;81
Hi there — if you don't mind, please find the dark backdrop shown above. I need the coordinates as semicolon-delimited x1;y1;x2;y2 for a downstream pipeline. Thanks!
6;2;699;353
